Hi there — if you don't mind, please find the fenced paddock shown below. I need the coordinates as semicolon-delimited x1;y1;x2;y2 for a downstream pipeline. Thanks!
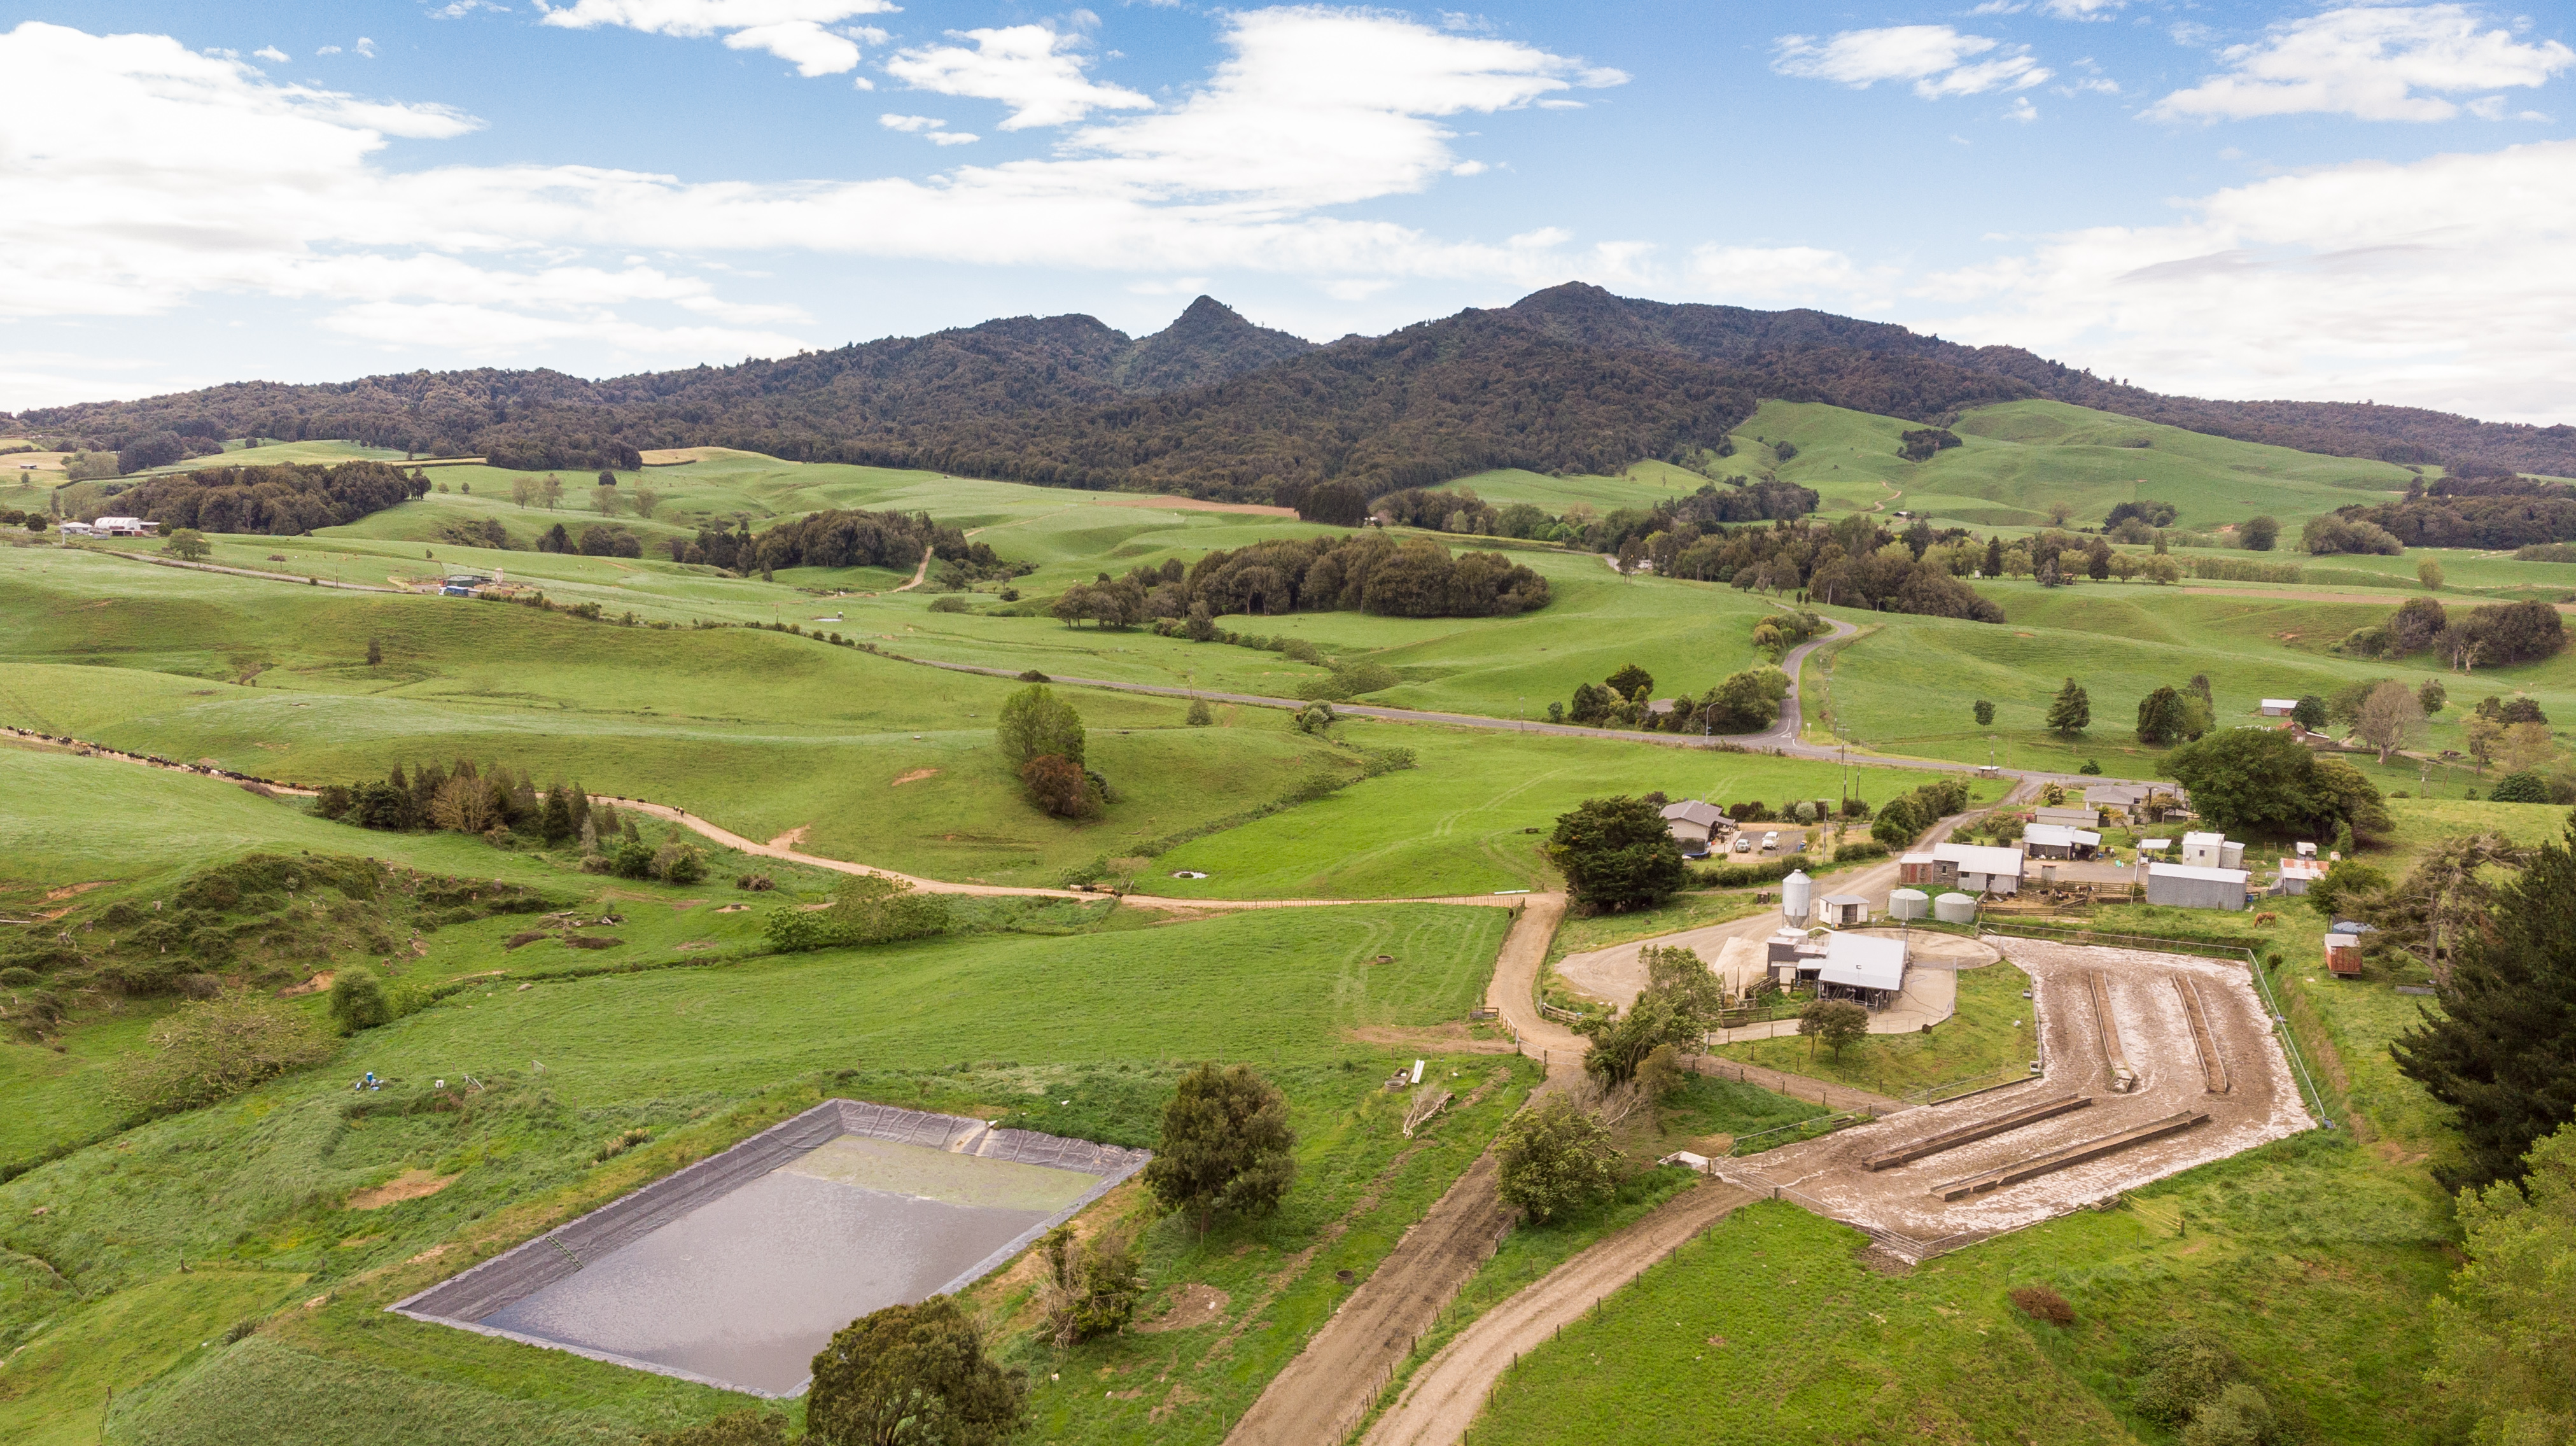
389;1099;1148;1396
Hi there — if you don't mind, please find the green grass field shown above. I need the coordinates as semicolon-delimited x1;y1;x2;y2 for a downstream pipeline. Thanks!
1717;959;2036;1099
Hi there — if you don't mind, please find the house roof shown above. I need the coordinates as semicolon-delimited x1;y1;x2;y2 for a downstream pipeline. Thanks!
1931;841;2026;876
2262;698;2300;710
1661;800;1727;827
1646;698;1678;715
2280;857;2327;879
1817;894;1870;906
2149;862;2251;884
94;516;148;528
2023;824;2102;849
2325;932;2359;950
2083;783;2150;805
2139;838;2173;850
2182;831;2227;848
1817;933;1907;992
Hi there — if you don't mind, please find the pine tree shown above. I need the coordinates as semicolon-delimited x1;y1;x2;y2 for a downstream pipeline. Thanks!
540;784;575;846
2046;678;2092;736
1984;536;2004;577
2393;821;2576;1188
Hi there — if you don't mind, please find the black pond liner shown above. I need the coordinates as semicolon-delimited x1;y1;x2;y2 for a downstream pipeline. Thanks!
388;1099;1150;1396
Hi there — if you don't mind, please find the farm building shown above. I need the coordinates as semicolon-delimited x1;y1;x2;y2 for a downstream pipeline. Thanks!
1815;932;1908;1010
2325;932;2363;976
2277;721;2337;750
2032;804;2097;829
2146;861;2252;911
2260;699;2299;717
2022;823;2102;860
2086;782;2182;822
2180;832;2244;869
92;516;158;537
1816;894;1871;926
2276;857;2327;895
1931;841;2025;896
1660;799;1729;852
1765;929;1826;988
55;521;97;537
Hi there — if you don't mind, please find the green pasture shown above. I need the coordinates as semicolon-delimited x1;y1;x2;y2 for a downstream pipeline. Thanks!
1148;722;1988;899
1813;580;2576;783
1732;398;2414;531
6;890;1515;1445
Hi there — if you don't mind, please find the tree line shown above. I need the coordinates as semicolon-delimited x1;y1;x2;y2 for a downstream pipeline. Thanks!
2342;596;2566;669
1051;534;1549;628
119;461;426;535
312;759;704;881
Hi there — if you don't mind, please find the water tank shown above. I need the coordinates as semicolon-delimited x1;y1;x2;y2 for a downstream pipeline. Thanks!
1887;888;1929;921
1935;892;1979;923
1781;869;1812;925
2220;841;2245;870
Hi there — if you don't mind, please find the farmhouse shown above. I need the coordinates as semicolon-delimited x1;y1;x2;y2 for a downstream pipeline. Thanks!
2032;804;2097;829
1814;931;1908;1010
1898;841;2025;897
2022;822;2102;860
2260;698;2299;717
2146;861;2252;911
1660;799;1729;852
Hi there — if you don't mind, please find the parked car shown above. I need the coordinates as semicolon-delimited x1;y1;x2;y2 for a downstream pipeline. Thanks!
1732;836;1754;853
1761;831;1781;852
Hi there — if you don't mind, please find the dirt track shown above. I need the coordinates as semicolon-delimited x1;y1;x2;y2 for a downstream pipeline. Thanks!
1222;902;1572;1446
1361;1180;1757;1446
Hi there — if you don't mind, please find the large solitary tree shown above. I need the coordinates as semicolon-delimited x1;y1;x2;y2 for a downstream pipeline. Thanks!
1144;1063;1296;1235
2045;678;2091;737
1548;796;1688;914
1494;1095;1616;1222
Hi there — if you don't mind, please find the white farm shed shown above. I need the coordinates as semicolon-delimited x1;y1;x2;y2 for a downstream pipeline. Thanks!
2260;699;2299;717
1816;932;1908;1009
2032;804;2097;829
2146;861;2252;911
1932;841;2024;897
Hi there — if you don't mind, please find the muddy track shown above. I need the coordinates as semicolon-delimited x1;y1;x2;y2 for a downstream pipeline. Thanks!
1361;1180;1758;1446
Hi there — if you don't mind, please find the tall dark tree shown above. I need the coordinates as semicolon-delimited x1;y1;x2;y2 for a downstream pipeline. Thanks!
540;783;576;845
2241;515;2280;551
1143;1063;1296;1235
2393;821;2576;1190
804;1297;1026;1446
2291;694;2328;730
1604;663;1655;701
997;684;1085;772
1548;796;1688;914
2045;678;2091;737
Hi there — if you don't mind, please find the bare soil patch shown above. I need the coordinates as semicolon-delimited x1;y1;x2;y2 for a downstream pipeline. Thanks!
1093;495;1298;518
348;1170;459;1211
766;825;811;849
276;971;335;998
890;769;940;787
1135;1282;1233;1333
1344;1022;1517;1053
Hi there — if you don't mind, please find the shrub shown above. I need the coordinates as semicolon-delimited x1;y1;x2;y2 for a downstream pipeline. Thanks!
2132;1330;2245;1426
2488;770;2550;803
328;972;390;1034
2008;1284;2075;1326
1040;1225;1143;1345
105;992;334;1115
1494;1094;1616;1222
764;874;952;951
1185;699;1214;726
1021;754;1098;818
1832;841;1889;863
806;1298;1026;1446
1144;1063;1296;1234
610;838;657;879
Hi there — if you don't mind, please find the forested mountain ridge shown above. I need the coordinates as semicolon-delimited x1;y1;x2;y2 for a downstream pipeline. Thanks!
18;284;2573;498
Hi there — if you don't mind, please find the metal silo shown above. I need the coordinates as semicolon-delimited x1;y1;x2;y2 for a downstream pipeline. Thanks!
1781;869;1812;927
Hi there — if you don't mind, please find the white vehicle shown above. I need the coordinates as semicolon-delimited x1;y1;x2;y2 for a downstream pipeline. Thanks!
1761;831;1781;852
1732;835;1754;853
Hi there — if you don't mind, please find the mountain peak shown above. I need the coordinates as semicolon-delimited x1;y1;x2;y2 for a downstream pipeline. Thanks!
1114;297;1314;393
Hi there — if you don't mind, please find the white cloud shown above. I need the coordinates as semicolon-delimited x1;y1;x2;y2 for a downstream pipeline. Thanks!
1913;138;2576;423
2146;5;2574;123
878;112;976;142
1773;25;2050;99
316;44;342;55
538;0;898;75
885;25;1151;129
0;10;1630;396
1450;159;1487;176
253;45;289;62
2039;0;2124;18
2006;95;2039;121
430;1;511;17
355;37;377;58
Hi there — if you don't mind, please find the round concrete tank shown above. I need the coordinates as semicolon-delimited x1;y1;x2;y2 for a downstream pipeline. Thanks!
1781;869;1812;925
1887;888;1929;921
1934;892;1979;923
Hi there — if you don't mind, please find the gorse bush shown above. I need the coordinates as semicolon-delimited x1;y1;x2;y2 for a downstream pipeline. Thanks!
106;992;335;1116
764;875;953;952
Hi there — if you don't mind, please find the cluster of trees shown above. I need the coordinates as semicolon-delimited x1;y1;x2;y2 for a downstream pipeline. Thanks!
2105;500;2180;530
2135;675;2218;747
535;522;643;557
312;761;702;880
764;875;952;951
1751;609;1828;662
2302;512;2406;556
671;507;1014;580
1058;534;1551;626
2344;596;2566;669
2162;729;2390;843
484;435;644;473
997;684;1103;818
1868;777;1970;848
113;428;228;474
1896;426;1961;461
1641;514;2008;621
2348;486;2576;551
119;461;426;535
1557;661;1787;734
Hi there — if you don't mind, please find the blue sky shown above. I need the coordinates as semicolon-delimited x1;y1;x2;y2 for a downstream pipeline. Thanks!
1;1;2569;421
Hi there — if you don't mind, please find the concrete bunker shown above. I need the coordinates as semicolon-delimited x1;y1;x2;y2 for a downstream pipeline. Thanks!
391;1099;1149;1396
